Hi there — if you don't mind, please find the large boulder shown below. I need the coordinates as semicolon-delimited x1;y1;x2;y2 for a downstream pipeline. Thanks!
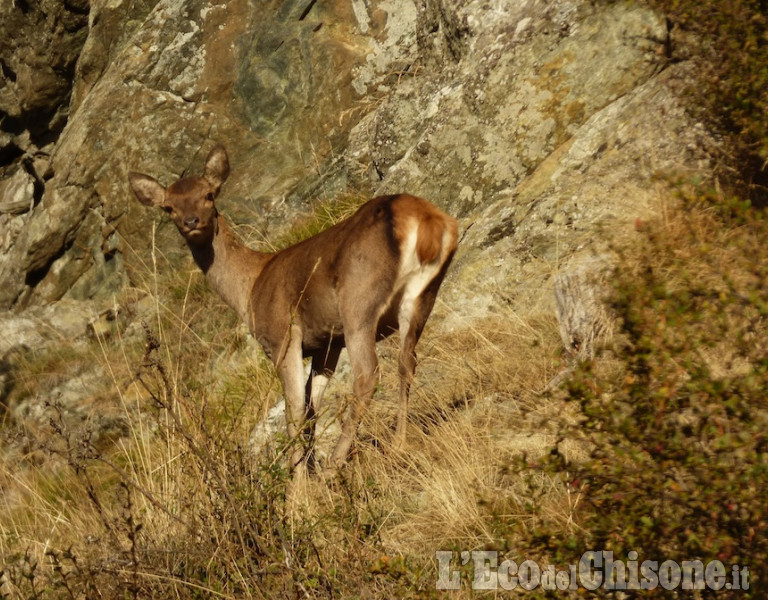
0;0;713;323
0;0;89;145
0;0;422;308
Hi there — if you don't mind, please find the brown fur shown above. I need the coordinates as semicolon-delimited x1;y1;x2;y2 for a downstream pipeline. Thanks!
129;145;458;476
416;215;445;264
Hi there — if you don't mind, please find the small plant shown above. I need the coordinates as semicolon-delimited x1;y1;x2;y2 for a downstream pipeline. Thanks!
253;192;367;252
526;187;768;597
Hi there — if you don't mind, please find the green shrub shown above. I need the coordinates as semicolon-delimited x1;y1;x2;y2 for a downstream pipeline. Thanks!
529;189;768;597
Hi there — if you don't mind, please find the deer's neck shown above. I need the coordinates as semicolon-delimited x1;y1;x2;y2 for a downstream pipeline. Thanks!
188;215;267;327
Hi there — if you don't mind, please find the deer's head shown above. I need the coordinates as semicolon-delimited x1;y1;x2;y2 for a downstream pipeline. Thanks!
129;144;230;246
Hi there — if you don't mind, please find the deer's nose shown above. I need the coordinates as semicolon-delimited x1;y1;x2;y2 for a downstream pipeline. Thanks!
184;216;200;229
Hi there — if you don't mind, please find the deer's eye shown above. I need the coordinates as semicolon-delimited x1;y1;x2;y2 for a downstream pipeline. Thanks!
163;205;174;214
205;192;215;202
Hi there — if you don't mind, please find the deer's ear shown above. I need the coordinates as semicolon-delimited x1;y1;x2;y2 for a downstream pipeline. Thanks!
204;144;230;191
129;172;166;207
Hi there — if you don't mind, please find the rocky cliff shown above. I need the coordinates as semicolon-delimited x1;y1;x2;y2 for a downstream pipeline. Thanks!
0;0;713;418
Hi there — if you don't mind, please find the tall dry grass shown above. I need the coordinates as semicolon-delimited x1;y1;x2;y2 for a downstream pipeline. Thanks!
0;220;569;597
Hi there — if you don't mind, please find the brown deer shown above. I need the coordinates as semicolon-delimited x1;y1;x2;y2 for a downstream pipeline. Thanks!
129;144;458;475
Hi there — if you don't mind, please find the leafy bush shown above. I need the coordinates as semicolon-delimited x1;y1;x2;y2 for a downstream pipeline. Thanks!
529;188;768;597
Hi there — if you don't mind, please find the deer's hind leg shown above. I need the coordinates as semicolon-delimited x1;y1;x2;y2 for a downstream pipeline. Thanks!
328;324;379;468
394;261;453;449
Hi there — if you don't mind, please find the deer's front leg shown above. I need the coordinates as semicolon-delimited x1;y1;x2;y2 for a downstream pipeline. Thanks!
276;324;309;481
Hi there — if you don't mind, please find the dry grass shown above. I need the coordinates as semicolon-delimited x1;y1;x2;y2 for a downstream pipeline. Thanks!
0;265;572;597
236;191;368;253
0;190;587;597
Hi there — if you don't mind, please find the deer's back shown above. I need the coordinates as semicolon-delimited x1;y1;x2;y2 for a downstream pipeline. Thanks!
248;195;453;355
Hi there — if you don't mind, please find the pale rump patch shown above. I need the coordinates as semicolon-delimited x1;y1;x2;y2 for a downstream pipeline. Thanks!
392;194;459;266
394;222;442;328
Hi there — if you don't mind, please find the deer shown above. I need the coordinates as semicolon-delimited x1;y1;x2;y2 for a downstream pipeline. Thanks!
128;144;458;478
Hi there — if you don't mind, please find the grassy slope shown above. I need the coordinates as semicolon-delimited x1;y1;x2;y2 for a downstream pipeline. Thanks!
0;194;569;598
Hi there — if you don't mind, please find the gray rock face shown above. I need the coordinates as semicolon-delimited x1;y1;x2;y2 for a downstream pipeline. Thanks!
0;0;428;309
0;0;712;314
0;165;36;215
0;0;89;142
0;0;716;430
